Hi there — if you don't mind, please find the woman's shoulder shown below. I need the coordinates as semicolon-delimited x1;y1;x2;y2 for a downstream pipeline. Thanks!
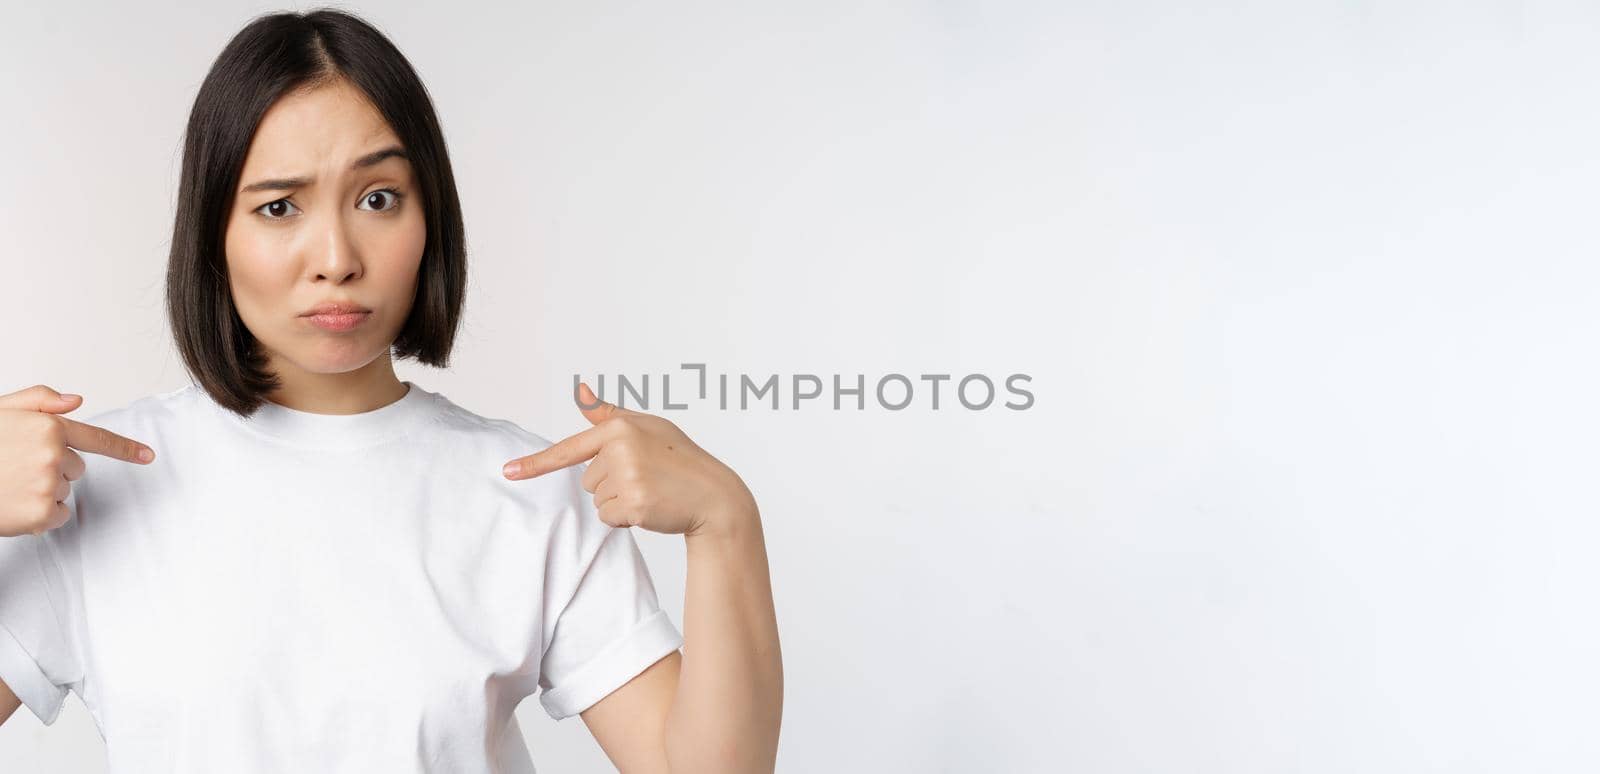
422;389;561;454
74;383;202;438
421;391;587;500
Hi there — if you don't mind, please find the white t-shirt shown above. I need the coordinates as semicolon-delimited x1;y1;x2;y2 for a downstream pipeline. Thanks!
0;380;684;772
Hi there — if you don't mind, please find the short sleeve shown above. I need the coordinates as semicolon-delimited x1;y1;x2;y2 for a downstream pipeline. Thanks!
535;466;683;720
0;524;86;725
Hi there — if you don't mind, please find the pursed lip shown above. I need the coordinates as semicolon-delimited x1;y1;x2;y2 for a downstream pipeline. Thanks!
300;301;372;316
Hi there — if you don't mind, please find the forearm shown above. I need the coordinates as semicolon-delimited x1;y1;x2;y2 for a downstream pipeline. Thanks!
664;505;784;774
0;677;20;726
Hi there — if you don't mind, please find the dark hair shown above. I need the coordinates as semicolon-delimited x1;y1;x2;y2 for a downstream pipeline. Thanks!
166;7;466;418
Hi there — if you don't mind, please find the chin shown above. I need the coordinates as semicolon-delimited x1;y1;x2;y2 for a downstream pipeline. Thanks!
278;341;387;375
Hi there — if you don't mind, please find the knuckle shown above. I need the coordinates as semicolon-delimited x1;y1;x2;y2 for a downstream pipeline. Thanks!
36;466;60;493
29;498;56;531
35;471;58;499
35;412;66;443
39;444;63;471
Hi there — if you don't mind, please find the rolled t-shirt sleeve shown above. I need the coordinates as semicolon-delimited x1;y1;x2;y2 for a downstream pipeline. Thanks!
535;465;683;721
0;525;85;725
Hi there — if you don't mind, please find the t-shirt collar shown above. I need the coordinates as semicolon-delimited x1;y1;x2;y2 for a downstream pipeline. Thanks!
224;379;438;449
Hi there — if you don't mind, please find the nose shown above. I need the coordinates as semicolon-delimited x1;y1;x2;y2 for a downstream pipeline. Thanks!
307;210;363;283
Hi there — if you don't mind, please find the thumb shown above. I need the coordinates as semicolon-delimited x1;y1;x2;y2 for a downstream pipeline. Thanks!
40;392;82;414
0;384;83;414
576;381;619;426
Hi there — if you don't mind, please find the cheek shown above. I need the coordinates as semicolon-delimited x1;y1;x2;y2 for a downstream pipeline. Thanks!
222;223;285;314
367;210;427;288
395;209;427;269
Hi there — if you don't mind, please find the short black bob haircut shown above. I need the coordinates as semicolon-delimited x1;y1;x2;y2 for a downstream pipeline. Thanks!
166;8;465;418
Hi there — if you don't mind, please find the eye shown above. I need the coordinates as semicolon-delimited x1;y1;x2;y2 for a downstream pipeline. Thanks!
358;188;404;213
255;199;300;219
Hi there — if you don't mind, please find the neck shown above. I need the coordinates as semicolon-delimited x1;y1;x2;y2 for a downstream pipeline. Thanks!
261;353;408;416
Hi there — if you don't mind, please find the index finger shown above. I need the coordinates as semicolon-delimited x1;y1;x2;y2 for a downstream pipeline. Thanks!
59;416;155;464
503;424;607;480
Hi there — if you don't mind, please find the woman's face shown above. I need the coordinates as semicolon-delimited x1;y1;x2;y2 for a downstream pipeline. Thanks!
223;77;425;381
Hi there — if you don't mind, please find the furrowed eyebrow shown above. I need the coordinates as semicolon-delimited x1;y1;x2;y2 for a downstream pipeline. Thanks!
352;146;407;171
238;145;408;194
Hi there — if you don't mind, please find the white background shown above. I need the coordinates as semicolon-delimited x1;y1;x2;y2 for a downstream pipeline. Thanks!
3;1;1597;772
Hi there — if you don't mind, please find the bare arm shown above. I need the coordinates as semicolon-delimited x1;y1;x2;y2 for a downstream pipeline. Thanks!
0;675;20;726
579;507;783;774
503;388;783;772
661;512;783;772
